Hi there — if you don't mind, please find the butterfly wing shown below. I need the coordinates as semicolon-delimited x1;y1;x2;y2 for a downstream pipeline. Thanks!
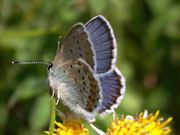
85;15;116;74
51;58;102;122
97;68;125;114
54;23;96;72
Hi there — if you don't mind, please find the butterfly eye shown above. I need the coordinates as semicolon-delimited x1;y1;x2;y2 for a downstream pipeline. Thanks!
46;62;53;70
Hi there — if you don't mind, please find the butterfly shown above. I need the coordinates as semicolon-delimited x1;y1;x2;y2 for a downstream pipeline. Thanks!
12;15;125;123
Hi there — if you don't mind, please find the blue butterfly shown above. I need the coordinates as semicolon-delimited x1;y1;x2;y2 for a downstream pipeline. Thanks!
12;15;125;123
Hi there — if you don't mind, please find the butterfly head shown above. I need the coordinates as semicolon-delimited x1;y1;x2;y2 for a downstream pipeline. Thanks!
46;62;53;71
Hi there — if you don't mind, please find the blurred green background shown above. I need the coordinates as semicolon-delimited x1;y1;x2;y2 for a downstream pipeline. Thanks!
0;0;180;135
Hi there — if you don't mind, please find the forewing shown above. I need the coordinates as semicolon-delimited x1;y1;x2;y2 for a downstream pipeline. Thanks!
85;15;116;74
54;23;96;72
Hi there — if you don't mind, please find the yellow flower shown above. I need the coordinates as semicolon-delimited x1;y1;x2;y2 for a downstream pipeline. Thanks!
45;113;89;135
106;110;172;135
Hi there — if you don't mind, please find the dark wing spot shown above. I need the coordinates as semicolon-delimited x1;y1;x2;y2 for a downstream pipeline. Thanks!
83;82;86;86
69;49;73;55
63;71;66;73
90;88;93;93
89;107;93;112
70;65;73;69
83;87;85;90
113;98;117;103
82;76;85;80
77;40;79;44
79;89;82;93
78;69;80;73
74;77;77;84
79;53;82;57
92;98;96;103
79;46;81;50
73;36;75;39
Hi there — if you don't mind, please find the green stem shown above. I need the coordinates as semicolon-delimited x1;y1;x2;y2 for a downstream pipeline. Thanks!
49;98;56;135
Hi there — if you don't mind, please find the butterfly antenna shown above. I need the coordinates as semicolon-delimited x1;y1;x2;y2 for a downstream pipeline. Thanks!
12;61;53;70
12;61;49;65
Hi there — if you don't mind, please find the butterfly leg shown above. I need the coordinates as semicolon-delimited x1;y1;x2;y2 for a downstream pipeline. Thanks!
111;108;116;120
56;36;62;53
55;91;60;105
49;89;55;100
89;123;105;135
56;108;66;119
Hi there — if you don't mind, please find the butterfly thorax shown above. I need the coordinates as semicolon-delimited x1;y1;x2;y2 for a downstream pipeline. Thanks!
48;66;75;103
